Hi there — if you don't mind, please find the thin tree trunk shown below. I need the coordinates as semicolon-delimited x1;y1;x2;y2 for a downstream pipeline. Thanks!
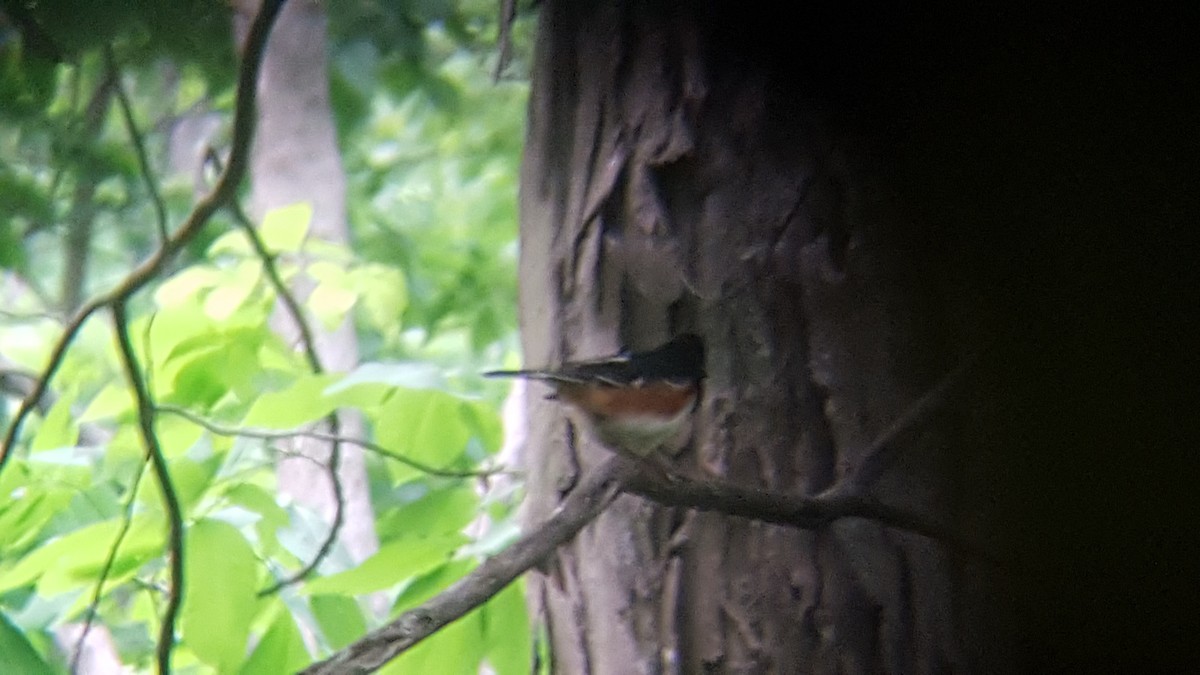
236;0;378;565
61;74;115;313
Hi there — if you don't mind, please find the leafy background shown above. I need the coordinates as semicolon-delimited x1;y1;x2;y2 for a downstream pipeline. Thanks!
0;1;533;672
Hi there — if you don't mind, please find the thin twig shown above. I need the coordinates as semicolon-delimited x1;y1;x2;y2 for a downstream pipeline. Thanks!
0;357;110;446
837;355;977;494
111;300;185;675
0;0;287;476
494;0;517;82
0;0;63;61
301;457;632;674
200;147;351;593
104;45;170;242
0;308;62;322
71;459;149;672
226;197;324;377
228;196;350;593
157;403;500;479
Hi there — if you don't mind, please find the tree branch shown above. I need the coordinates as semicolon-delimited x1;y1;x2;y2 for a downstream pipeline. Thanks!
622;468;999;566
192;141;352;593
300;457;633;675
223;195;350;593
0;356;111;447
71;459;149;672
104;45;170;242
0;0;287;477
157;404;499;479
299;442;1000;673
837;355;978;494
110;300;185;675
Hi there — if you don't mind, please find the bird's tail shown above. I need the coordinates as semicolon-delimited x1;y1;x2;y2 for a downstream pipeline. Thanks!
482;369;569;382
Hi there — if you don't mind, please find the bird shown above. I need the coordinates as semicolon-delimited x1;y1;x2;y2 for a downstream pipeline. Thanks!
484;334;706;458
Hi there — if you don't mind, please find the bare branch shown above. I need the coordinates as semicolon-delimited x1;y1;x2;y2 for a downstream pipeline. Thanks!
494;0;518;82
836;355;978;495
111;300;185;675
301;448;1000;672
0;0;64;62
104;45;170;242
157;404;504;479
230;197;349;593
71;459;149;672
0;308;61;322
228;197;325;376
260;457;345;595
0;356;110;447
301;458;631;674
0;0;287;477
197;147;350;593
622;467;1000;566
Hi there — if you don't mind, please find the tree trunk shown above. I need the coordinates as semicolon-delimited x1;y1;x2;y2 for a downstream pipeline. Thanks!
518;3;1009;673
237;0;379;565
60;74;115;313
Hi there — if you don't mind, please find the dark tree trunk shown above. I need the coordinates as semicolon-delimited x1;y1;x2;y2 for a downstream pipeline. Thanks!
518;2;1196;673
517;3;1013;673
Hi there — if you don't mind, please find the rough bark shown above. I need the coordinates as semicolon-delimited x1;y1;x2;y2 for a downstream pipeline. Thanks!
518;2;1006;673
237;0;378;564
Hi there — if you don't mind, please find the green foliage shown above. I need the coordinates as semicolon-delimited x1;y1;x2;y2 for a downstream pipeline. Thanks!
0;611;54;675
334;26;527;351
0;0;534;672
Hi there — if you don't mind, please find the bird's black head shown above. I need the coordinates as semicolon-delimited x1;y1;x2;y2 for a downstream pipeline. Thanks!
636;333;706;380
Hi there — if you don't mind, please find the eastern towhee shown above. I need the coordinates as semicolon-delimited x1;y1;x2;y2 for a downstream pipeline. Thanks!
485;334;706;457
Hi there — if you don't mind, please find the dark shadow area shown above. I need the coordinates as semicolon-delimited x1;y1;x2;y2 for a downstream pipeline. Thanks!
710;2;1195;671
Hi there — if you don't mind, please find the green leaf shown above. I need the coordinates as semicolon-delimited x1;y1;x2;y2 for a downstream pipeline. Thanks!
238;606;309;675
0;612;53;675
170;457;218;513
0;516;161;596
241;373;339;428
202;260;263;322
483;580;532;675
223;483;289;555
154;266;224;308
259;202;313;252
0;219;26;270
307;261;359;330
164;327;268;407
29;396;78;452
375;389;472;473
319;375;392;410
0;487;73;553
78;383;135;423
181;519;260;673
207;229;253;257
351;263;407;331
460;399;503;455
311;594;367;650
155;415;205;460
392;558;474;611
304;535;465;596
376;485;477;541
144;301;217;356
